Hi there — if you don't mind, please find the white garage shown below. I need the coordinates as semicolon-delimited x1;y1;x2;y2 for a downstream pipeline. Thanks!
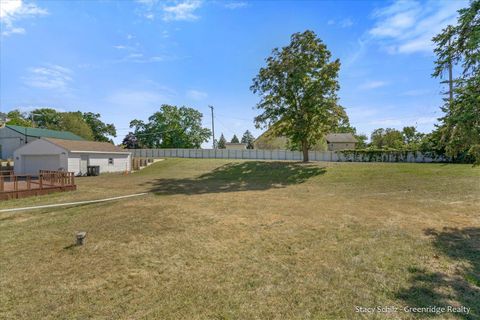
14;138;131;176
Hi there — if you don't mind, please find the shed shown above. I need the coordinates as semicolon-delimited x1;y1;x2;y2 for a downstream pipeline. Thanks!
325;133;357;151
14;138;131;175
225;143;247;150
0;125;83;160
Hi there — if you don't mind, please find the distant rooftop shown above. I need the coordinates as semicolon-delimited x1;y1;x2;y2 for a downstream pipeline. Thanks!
6;125;84;141
44;138;128;153
325;133;357;143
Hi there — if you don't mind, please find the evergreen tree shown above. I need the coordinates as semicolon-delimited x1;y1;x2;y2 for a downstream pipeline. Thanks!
231;134;240;143
218;133;227;149
432;0;480;164
241;130;255;149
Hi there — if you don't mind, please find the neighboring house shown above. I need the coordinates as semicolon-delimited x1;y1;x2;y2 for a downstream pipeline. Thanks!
14;138;131;175
225;143;247;150
325;133;357;151
0;125;84;160
253;129;327;151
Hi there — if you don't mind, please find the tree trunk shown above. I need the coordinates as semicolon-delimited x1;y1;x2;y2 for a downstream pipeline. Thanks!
302;140;309;162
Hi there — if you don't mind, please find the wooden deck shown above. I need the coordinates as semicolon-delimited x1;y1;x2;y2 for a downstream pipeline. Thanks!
0;170;76;201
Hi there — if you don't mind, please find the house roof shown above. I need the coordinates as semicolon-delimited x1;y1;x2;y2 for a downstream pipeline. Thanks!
44;138;130;153
6;125;84;141
325;133;357;143
225;142;247;145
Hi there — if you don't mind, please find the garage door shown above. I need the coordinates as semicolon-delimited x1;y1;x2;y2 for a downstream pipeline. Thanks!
22;155;61;175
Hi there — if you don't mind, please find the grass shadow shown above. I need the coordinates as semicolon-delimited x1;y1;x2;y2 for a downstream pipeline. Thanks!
143;161;326;195
396;227;480;319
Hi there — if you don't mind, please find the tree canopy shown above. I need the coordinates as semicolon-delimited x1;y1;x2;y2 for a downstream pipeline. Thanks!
82;112;117;142
432;0;480;164
4;108;116;142
251;30;347;161
57;112;94;140
5;110;32;127
129;104;211;149
122;132;138;149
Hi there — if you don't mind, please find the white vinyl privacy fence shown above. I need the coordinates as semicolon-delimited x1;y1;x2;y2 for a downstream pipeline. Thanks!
130;149;445;163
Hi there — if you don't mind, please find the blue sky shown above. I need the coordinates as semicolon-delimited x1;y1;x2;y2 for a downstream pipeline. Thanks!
0;0;469;145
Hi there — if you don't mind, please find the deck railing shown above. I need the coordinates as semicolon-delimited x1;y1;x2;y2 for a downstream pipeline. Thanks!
0;170;76;200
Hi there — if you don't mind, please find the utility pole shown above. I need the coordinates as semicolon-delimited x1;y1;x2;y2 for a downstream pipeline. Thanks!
209;105;215;149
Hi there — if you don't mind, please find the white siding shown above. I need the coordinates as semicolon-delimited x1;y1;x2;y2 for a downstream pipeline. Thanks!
13;139;68;175
13;138;132;175
67;154;81;174
70;152;131;174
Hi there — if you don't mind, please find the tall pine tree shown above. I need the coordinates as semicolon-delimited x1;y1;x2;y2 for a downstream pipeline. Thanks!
218;133;227;149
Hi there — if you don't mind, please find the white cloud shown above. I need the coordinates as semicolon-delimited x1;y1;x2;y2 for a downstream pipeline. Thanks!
359;80;388;90
187;89;208;100
340;18;354;28
162;0;202;21
135;0;202;22
224;2;247;9
369;0;468;54
23;65;73;90
327;18;354;28
113;52;170;63
0;0;48;36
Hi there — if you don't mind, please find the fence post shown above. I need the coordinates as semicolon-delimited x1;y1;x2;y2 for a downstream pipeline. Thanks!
0;175;3;192
26;175;31;190
39;174;43;189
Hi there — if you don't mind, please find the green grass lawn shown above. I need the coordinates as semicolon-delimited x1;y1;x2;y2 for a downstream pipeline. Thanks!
1;159;479;319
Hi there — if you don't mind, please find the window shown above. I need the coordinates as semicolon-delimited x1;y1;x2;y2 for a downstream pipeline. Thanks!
108;158;114;165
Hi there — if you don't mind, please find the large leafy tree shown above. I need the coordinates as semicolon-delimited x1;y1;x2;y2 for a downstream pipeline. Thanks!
30;108;61;128
130;104;211;148
57;112;94;140
5;110;31;127
251;30;347;162
432;0;480;164
241;130;255;149
370;128;404;149
82;112;117;142
402;126;424;148
122;132;138;149
26;108;115;142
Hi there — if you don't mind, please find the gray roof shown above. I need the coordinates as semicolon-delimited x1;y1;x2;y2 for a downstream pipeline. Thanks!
325;133;357;143
44;138;130;153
